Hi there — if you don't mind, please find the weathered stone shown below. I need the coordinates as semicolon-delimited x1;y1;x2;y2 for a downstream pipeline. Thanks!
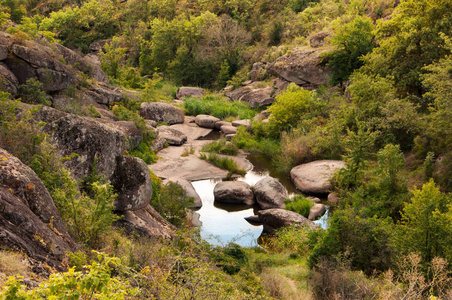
215;121;232;130
225;134;236;141
220;125;237;135
308;203;326;220
176;87;205;99
163;177;202;208
253;177;288;209
309;31;331;48
245;215;261;224
157;126;187;146
103;120;143;150
114;205;176;239
290;160;345;195
111;156;152;211
307;196;322;203
169;123;213;142
0;62;19;96
195;114;221;129
328;192;339;205
89;83;121;105
232;119;251;128
267;46;331;88
41;109;126;180
0;32;11;60
249;62;267;81
0;148;77;270
146;120;157;128
258;208;319;234
214;181;255;206
151;136;167;152
226;84;275;108
89;39;111;53
140;102;185;125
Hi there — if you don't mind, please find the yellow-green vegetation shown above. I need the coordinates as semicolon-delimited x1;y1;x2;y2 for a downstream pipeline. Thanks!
184;94;256;119
284;195;314;218
201;138;239;156
199;152;246;178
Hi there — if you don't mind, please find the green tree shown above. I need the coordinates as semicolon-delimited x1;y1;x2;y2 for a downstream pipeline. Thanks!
326;16;375;86
397;179;452;263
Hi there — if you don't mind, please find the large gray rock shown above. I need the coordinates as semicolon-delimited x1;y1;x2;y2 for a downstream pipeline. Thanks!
10;43;75;92
151;136;167;152
220;125;237;135
176;87;205;99
215;121;232;130
195;114;220;129
43;113;126;180
309;31;331;48
0;148;77;270
226;84;275;108
258;208;319;234
253;177;288;209
249;62;267;81
290;160;345;195
267;46;331;88
232;119;251;129
157;126;187;146
308;204;326;220
100;120;143;150
140;102;185;125
114;204;176;239
0;62;19;96
214;181;255;206
88;83;121;105
163;177;202;208
111;156;152;211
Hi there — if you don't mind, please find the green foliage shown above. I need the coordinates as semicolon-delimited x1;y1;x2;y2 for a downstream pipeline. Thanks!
362;0;452;98
17;78;51;106
150;182;194;227
263;224;312;255
100;38;126;80
212;243;248;275
128;138;158;164
0;0;26;23
0;252;136;299
284;195;313;218
397;179;452;263
184;94;256;119
199;152;246;178
40;0;120;53
309;209;395;275
201;138;239;155
268;83;322;136
326;16;375;85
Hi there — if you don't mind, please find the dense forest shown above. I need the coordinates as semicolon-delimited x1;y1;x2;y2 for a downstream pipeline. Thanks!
0;0;451;299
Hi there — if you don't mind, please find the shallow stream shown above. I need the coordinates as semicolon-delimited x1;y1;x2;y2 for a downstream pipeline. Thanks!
193;154;329;247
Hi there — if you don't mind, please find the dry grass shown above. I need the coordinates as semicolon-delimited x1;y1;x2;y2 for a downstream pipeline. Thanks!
0;251;29;286
261;268;313;300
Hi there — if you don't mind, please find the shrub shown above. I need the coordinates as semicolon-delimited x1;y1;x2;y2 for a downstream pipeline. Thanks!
263;224;311;255
17;78;51;106
284;195;313;218
201;138;238;155
183;94;256;119
199;152;246;178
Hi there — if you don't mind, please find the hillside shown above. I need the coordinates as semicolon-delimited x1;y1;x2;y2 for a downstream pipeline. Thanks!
0;0;452;298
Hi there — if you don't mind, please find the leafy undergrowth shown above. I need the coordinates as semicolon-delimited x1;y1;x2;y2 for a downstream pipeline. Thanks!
184;94;257;119
199;152;246;178
201;138;239;155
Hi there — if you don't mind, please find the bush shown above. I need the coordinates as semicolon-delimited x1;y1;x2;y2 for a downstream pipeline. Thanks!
201;138;238;155
199;152;246;178
284;195;313;218
17;78;51;106
263;224;311;255
183;94;256;119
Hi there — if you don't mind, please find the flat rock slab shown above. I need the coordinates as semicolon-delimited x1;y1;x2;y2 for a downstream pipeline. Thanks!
258;208;319;234
169;123;213;142
290;160;345;195
214;181;255;206
221;125;237;135
157;126;187;146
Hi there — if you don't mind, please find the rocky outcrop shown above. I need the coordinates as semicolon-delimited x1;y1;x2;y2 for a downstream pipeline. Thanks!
267;46;331;89
220;125;238;135
214;181;255;206
42;112;126;180
290;160;345;195
103;120;143;150
308;204;326;220
225;83;275;108
0;62;19;96
157;126;187;146
309;31;331;48
140;102;185;125
232;119;251;129
253;177;288;209
176;87;205;99
0;148;77;270
258;208;319;234
249;62;267;81
151;136;167;152
111;156;152;211
195;114;220;129
88;82;121;105
215;121;232;130
114;205;176;239
163;177;202;208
